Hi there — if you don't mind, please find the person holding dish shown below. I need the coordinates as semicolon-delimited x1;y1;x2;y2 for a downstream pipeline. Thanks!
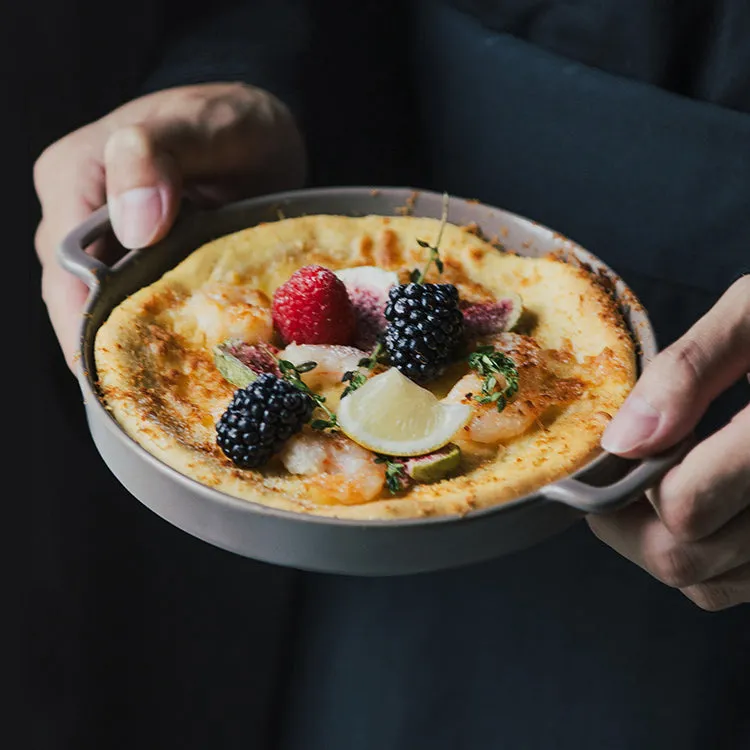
29;1;749;748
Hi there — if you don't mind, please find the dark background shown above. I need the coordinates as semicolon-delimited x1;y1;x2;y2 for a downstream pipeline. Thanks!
14;3;423;747
12;2;750;748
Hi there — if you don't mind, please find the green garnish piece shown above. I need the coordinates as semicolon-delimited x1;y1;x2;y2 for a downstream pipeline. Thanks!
341;370;368;396
213;340;281;389
341;193;454;398
374;456;410;494
467;345;519;412
213;344;257;389
374;443;462;494
278;359;338;430
407;444;461;483
340;342;385;398
413;191;450;283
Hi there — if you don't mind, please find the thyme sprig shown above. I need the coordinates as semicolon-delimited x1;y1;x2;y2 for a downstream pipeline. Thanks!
341;193;453;397
374;455;409;494
340;192;452;397
277;358;338;430
467;345;519;412
412;191;450;283
340;342;385;398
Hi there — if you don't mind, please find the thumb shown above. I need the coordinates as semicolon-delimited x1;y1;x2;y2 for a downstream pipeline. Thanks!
104;124;182;249
601;277;750;458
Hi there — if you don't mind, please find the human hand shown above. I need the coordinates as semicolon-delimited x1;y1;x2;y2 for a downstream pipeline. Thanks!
34;82;306;370
587;277;750;610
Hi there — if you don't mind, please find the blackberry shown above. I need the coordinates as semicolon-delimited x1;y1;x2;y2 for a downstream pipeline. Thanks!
383;282;464;383
216;373;314;469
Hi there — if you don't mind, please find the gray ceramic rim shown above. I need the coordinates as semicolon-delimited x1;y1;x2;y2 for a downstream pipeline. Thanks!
57;187;685;573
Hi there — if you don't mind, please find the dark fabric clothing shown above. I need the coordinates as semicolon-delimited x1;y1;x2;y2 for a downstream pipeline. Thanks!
417;2;750;297
140;1;311;120
453;0;750;114
280;6;749;750
18;1;750;748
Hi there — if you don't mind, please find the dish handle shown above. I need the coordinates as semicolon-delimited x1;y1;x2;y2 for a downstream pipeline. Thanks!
540;441;689;514
57;205;112;290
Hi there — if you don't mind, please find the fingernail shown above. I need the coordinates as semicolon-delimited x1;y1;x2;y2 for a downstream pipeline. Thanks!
109;186;165;249
601;395;660;454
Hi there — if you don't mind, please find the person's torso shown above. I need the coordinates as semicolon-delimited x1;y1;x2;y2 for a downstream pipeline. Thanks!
22;2;749;748
282;4;750;750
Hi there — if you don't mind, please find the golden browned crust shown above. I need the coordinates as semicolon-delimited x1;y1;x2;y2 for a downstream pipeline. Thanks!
94;215;637;520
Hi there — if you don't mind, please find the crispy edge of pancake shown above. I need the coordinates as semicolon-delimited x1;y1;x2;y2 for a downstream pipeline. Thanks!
94;215;637;520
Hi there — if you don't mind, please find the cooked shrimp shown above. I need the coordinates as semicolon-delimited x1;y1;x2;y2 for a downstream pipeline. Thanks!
279;344;369;389
444;334;583;444
179;282;273;348
444;373;523;442
279;431;386;505
445;373;542;443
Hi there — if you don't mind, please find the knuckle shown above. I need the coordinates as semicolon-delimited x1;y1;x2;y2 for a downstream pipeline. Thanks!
645;543;700;588
201;95;244;132
186;83;256;133
176;84;214;107
656;483;707;543
661;338;707;395
663;508;705;543
684;584;732;612
157;86;216;126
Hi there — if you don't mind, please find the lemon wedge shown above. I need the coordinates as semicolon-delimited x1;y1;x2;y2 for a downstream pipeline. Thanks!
336;368;472;456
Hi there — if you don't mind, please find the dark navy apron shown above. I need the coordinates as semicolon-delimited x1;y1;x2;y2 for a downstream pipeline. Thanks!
279;4;750;750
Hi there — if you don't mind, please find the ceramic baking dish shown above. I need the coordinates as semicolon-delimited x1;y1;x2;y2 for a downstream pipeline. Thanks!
58;187;683;575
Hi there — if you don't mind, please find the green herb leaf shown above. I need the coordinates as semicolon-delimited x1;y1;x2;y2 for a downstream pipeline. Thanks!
276;358;339;427
294;361;318;374
414;191;450;283
375;456;409;494
467;347;519;413
340;342;385;398
311;418;337;431
341;370;368;398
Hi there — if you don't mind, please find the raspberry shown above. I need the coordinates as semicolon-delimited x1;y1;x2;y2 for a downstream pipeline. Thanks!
272;265;356;345
216;373;314;469
383;283;464;383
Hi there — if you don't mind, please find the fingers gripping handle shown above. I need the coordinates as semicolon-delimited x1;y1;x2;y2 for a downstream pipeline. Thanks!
57;205;112;290
542;442;689;514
